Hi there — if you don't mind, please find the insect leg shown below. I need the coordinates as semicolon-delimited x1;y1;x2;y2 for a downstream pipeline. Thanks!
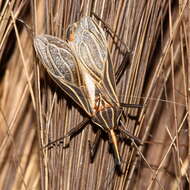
120;103;143;122
88;129;101;160
108;130;121;167
118;122;142;146
91;12;129;52
120;103;143;108
115;52;131;84
44;117;90;149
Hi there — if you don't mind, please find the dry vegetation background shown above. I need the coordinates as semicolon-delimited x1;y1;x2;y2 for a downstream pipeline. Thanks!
0;0;190;190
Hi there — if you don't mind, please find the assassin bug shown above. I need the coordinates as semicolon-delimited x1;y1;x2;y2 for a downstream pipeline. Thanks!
34;16;142;167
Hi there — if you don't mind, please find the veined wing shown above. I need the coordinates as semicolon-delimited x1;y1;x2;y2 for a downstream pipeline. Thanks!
34;34;92;115
66;17;120;112
34;17;120;116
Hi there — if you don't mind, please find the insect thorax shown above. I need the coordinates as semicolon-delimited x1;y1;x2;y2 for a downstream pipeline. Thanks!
91;107;123;132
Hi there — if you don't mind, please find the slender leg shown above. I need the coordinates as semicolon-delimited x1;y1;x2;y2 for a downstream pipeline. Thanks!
120;103;143;108
115;52;131;84
91;12;129;51
126;114;140;122
88;129;101;160
44;117;90;149
118;123;142;146
121;103;143;124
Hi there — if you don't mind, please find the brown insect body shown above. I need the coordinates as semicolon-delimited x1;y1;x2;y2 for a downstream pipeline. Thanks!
34;16;141;167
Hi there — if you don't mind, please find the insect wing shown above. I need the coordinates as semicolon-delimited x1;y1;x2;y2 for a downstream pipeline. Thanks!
67;17;119;108
67;17;107;80
34;34;92;115
34;17;120;115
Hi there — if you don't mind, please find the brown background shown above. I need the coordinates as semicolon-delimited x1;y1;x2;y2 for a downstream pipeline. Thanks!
0;0;189;189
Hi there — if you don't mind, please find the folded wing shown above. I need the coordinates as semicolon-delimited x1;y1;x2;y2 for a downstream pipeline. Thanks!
34;17;120;116
34;34;92;115
66;17;119;112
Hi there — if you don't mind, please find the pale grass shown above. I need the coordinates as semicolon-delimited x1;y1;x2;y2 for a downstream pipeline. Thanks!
0;0;190;190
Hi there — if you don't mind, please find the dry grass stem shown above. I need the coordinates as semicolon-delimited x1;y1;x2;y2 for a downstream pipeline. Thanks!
0;0;189;189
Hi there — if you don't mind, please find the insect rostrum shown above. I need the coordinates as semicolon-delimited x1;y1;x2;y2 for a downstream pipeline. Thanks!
34;16;142;167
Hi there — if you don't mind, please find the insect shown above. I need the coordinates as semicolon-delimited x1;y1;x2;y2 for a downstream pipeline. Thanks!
34;16;142;167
